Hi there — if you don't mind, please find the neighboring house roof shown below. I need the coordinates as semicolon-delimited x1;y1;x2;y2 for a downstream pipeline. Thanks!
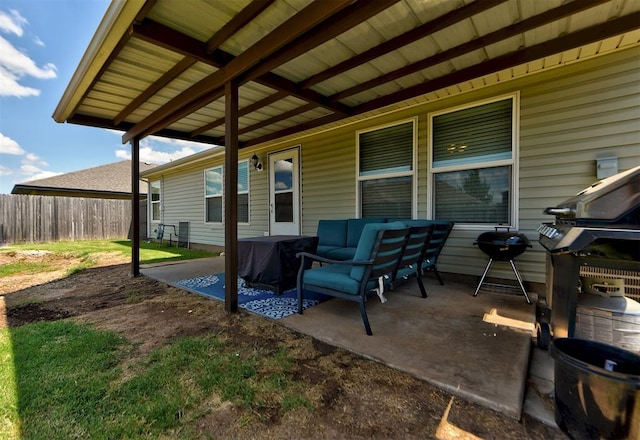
53;1;640;150
11;160;155;199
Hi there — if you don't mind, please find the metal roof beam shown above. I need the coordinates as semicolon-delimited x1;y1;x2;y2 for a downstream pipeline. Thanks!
206;0;275;53
240;0;400;83
114;0;272;125
301;0;507;89
355;12;640;113
66;1;156;124
114;57;196;125
190;90;288;137
218;0;503;140
245;12;640;147
128;17;353;139
238;102;318;136
188;0;397;138
123;0;353;143
234;0;506;136
245;113;345;147
67;114;222;145
330;0;612;102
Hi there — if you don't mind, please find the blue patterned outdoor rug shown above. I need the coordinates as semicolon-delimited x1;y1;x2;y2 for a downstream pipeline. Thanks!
173;273;330;320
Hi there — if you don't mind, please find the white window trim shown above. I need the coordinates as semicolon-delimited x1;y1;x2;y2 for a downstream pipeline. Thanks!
204;165;223;224
427;92;520;230
237;159;250;226
355;117;418;218
150;179;161;223
204;160;251;225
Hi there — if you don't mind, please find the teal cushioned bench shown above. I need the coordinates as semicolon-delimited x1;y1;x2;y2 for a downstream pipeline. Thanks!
316;218;385;260
315;217;454;284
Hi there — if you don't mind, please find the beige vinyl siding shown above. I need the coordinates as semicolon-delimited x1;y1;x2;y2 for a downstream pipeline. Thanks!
249;159;269;236
146;155;271;246
153;166;217;245
515;47;640;284
300;129;357;236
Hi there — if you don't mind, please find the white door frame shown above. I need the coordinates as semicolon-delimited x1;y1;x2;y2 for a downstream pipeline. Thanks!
269;147;300;235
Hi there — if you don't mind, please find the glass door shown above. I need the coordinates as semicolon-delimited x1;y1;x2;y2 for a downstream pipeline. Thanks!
269;148;300;235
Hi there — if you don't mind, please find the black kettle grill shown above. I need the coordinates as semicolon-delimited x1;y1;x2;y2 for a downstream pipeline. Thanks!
473;227;532;303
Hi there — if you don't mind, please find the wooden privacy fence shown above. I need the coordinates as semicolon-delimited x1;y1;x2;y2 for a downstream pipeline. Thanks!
0;194;136;244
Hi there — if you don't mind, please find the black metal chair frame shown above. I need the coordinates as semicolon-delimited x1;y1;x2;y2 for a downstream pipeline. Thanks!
296;227;410;335
390;224;435;298
422;221;454;285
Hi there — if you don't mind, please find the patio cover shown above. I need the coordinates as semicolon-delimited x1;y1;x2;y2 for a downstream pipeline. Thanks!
53;0;640;312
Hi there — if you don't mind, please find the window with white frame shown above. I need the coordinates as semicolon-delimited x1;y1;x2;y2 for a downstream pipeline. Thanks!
205;161;249;223
357;120;416;219
150;180;161;222
429;95;517;226
237;161;249;223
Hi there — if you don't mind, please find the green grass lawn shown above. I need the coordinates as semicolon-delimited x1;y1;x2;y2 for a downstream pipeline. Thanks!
0;321;309;439
0;240;311;439
0;240;216;277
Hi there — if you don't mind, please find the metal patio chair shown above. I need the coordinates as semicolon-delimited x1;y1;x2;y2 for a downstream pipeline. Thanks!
296;224;410;335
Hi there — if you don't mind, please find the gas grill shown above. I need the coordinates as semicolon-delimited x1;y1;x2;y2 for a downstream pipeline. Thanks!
538;165;640;352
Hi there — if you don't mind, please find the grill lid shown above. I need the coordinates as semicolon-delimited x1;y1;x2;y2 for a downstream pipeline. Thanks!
475;228;531;260
541;226;640;258
544;165;640;226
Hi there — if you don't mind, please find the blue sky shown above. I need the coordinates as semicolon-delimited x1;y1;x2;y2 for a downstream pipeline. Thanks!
0;0;211;194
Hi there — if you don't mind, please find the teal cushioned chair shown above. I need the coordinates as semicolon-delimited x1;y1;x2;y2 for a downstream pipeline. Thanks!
390;223;434;297
296;223;410;335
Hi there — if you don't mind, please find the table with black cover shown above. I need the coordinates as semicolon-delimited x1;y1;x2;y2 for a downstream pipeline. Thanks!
237;235;319;294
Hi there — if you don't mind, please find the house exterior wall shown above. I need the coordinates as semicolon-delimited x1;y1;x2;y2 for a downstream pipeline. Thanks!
144;46;640;285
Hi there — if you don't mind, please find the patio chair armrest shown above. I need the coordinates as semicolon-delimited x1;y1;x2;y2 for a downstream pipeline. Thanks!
296;252;373;266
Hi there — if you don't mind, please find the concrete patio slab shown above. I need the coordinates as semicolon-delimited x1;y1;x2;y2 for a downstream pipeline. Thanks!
282;279;536;419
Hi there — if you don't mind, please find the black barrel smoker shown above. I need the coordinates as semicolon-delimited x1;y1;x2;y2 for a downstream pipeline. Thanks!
537;165;640;350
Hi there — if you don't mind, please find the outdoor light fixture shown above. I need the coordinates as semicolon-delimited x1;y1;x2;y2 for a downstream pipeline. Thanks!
251;153;263;171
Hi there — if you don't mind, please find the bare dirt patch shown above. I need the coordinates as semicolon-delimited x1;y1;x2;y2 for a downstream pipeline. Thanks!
1;252;566;439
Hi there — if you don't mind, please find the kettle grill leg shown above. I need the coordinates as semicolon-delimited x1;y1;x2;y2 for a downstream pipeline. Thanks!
473;258;493;297
509;260;532;304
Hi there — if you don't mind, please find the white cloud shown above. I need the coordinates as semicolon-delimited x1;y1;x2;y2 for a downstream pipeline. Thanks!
21;152;47;172
115;135;214;164
0;9;56;98
32;35;44;47
18;153;59;182
0;9;27;36
0;164;12;176
21;170;61;182
0;132;24;154
0;64;40;96
0;36;56;78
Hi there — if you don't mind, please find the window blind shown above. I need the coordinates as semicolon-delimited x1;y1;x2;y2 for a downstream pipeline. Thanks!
433;99;512;167
361;176;412;218
360;122;413;176
434;166;510;224
237;194;249;223
237;161;249;193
